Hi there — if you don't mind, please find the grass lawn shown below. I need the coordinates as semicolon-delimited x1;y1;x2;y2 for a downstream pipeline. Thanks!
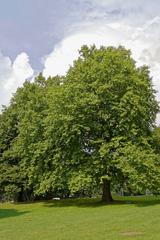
0;195;160;240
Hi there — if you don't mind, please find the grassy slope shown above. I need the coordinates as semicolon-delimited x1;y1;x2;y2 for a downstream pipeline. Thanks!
0;196;160;240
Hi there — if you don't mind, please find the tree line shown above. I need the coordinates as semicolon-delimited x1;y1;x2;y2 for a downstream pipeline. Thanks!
1;45;160;203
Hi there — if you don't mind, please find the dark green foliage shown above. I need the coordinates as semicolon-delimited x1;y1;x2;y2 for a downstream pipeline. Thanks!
151;127;160;154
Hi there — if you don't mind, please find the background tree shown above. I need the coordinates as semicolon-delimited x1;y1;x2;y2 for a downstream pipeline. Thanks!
0;105;22;201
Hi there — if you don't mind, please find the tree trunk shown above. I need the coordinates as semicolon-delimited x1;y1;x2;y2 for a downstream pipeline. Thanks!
102;179;113;203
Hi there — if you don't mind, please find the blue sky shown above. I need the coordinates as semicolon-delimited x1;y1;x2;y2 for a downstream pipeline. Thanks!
0;0;97;70
0;0;82;69
1;0;160;117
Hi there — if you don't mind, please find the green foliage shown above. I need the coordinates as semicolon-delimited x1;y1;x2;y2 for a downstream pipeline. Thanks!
0;45;159;201
151;127;160;154
44;45;159;198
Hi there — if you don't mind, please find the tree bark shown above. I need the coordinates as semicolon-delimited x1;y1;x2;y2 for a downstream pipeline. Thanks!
102;179;113;203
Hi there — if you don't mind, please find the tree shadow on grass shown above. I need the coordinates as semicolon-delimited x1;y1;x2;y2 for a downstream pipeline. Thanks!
43;197;127;208
42;196;160;208
0;209;29;219
128;196;160;207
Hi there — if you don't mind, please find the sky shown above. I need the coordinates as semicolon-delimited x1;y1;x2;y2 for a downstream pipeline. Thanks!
1;0;160;120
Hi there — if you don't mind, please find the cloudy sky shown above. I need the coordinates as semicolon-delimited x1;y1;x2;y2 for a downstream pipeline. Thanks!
1;0;160;114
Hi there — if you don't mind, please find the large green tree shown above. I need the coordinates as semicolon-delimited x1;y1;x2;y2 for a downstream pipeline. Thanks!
45;45;160;202
1;45;160;203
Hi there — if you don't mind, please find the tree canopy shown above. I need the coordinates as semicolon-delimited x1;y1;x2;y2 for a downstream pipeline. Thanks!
0;45;160;202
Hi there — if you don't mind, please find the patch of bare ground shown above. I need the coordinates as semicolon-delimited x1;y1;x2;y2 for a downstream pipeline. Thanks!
120;231;144;237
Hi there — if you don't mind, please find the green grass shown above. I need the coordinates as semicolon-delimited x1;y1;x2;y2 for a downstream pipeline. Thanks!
1;195;160;240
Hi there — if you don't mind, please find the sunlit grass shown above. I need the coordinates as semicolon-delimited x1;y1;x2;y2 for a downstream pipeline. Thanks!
0;195;160;240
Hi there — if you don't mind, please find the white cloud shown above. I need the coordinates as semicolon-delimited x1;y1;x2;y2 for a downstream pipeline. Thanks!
0;52;34;109
43;18;160;83
43;3;160;104
43;26;122;77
